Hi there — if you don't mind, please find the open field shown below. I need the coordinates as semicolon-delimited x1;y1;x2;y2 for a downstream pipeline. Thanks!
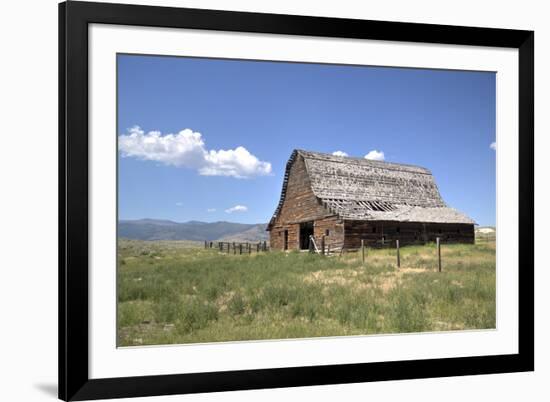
117;239;496;346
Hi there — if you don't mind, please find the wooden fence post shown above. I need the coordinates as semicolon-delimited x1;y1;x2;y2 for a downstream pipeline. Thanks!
309;236;313;254
361;239;365;263
209;241;213;248
239;244;242;255
233;242;236;255
263;241;267;251
204;240;207;249
396;239;400;268
436;237;441;272
248;243;251;254
257;242;260;252
321;235;325;256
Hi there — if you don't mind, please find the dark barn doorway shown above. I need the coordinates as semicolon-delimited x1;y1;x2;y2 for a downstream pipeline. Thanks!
299;221;314;250
283;230;289;250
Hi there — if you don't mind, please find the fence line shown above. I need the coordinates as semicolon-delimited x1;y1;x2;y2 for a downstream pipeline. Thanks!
205;234;488;262
356;236;445;271
363;235;488;249
205;240;269;254
475;234;496;243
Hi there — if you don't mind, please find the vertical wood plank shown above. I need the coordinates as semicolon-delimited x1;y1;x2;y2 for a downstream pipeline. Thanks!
436;237;441;272
396;239;400;268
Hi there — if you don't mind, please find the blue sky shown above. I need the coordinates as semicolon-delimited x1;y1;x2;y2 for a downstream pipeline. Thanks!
118;54;496;226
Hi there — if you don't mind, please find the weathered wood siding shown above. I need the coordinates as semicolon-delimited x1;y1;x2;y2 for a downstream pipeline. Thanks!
269;224;300;251
343;220;475;249
269;155;332;250
313;216;345;251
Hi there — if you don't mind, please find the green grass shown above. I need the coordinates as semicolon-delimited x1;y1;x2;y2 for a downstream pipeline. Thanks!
117;239;496;346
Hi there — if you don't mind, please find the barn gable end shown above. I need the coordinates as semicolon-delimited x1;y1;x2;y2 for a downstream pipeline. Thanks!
268;152;344;250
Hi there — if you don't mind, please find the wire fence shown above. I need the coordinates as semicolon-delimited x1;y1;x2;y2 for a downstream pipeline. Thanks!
204;240;269;254
475;233;496;244
204;233;493;269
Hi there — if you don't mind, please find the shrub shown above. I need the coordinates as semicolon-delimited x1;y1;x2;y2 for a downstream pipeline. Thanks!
228;294;246;316
176;300;219;334
387;289;428;333
153;298;182;323
118;301;154;327
262;285;299;308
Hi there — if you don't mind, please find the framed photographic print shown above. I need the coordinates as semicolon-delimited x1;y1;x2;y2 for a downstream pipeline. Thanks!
59;1;534;400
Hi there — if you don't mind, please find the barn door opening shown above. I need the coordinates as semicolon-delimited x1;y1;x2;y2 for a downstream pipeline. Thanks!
299;221;314;250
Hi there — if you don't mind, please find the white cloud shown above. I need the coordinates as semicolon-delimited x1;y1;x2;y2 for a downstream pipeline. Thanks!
206;208;216;212
175;202;183;207
490;142;496;151
364;150;385;161
118;126;272;179
225;205;248;213
332;150;348;157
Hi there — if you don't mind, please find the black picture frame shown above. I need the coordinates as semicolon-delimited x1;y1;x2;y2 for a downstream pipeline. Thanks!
59;1;534;400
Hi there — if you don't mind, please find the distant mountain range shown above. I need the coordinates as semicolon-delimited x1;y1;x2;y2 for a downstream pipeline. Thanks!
118;219;269;242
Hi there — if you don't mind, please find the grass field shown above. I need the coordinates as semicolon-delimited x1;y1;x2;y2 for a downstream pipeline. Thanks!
117;239;496;346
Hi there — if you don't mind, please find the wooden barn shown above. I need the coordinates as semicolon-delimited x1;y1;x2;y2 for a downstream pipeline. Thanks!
267;150;475;251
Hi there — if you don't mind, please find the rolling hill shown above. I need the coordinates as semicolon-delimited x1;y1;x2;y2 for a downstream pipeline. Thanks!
118;219;268;242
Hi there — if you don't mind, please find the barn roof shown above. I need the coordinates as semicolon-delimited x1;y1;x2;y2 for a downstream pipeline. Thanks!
268;149;475;228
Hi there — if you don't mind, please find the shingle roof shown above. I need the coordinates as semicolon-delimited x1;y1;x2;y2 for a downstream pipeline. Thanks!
300;150;445;207
321;200;475;224
268;149;475;228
